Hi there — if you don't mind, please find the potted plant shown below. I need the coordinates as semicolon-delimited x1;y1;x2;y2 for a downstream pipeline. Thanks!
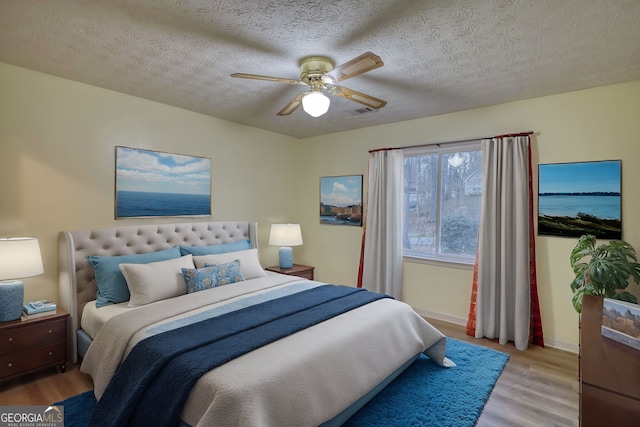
569;234;640;313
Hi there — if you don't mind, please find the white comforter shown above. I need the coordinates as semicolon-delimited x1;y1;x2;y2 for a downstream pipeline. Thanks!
81;274;447;426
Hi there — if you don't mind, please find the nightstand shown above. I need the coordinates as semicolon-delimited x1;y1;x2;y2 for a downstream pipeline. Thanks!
265;264;315;280
0;308;69;382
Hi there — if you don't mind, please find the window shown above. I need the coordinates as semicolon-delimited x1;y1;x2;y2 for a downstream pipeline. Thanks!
403;142;482;265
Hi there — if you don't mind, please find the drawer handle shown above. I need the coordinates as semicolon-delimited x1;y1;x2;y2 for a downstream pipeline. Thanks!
48;330;53;334
49;352;53;356
8;337;13;343
7;363;12;368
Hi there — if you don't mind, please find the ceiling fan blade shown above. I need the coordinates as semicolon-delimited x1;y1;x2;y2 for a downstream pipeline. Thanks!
277;93;305;116
231;73;306;86
330;86;387;109
324;52;384;83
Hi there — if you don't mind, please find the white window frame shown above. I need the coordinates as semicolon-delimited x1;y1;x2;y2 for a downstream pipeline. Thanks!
402;141;482;268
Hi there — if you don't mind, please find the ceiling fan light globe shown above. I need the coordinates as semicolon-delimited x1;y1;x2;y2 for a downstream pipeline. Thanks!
302;92;330;117
448;153;464;167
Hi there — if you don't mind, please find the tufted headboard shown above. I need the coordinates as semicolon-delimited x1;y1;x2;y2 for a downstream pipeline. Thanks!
58;221;258;362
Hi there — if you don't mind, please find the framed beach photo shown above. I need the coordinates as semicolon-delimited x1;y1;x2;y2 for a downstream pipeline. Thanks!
115;146;211;218
320;175;363;226
538;160;621;239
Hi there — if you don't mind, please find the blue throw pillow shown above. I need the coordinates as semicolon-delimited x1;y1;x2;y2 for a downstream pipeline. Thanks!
182;260;245;293
179;240;251;256
89;246;182;307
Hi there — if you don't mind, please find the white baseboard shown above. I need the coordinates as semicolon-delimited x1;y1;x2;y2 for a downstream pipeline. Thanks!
414;307;467;326
542;338;578;354
413;307;579;354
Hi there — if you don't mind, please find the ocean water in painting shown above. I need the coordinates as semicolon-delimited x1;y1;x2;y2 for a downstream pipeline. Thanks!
320;215;362;226
538;194;620;220
117;191;210;217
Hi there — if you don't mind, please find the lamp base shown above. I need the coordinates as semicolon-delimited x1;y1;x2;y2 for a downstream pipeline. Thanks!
0;279;24;322
278;247;294;269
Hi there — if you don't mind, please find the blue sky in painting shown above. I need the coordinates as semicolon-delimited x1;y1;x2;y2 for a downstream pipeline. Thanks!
539;160;621;194
320;175;362;207
116;147;211;195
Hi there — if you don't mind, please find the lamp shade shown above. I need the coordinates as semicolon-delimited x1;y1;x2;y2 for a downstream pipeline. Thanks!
302;92;330;117
0;237;43;322
269;224;303;247
0;237;44;280
269;224;303;269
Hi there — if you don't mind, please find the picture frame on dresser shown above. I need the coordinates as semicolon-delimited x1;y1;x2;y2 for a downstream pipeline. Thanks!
601;298;640;351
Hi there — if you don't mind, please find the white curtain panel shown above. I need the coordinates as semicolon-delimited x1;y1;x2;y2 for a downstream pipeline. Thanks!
475;136;531;350
362;149;404;299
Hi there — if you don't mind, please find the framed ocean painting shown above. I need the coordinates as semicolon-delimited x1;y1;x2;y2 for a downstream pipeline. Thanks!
538;160;621;239
320;175;363;226
115;146;211;218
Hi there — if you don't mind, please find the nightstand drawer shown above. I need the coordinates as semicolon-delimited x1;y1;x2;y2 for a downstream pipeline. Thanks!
265;265;315;280
0;341;67;378
294;269;314;280
0;317;66;356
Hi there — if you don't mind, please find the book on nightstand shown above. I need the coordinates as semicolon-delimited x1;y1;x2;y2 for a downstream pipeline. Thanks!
21;309;58;320
22;300;57;318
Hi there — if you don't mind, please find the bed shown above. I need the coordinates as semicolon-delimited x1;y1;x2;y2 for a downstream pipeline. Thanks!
58;221;449;427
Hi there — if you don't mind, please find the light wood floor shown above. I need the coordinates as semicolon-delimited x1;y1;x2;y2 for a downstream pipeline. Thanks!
0;319;579;426
430;318;579;427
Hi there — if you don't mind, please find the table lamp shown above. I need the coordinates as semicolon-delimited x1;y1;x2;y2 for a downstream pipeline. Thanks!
0;237;44;322
269;224;303;269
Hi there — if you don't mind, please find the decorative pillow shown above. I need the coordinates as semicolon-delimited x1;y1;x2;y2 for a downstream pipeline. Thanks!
182;260;245;293
88;246;182;308
193;248;266;280
119;254;195;307
179;240;251;256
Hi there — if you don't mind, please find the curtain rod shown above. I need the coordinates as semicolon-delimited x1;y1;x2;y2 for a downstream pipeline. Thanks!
369;131;533;153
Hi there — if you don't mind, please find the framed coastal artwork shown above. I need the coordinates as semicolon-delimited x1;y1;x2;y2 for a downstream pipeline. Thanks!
601;298;640;351
115;146;211;219
320;175;363;226
538;160;621;239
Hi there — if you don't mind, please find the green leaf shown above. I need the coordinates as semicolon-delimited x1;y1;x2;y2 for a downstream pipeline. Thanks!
570;235;596;268
630;262;640;284
570;276;585;292
572;261;589;277
611;292;639;304
572;289;586;313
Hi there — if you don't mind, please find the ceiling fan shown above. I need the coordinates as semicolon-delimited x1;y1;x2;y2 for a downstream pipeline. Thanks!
231;52;387;118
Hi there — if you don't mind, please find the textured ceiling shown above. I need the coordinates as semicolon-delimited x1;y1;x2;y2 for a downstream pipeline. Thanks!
1;0;639;138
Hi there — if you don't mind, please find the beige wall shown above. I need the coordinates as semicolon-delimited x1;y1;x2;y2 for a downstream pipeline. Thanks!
0;63;299;305
2;61;639;351
298;80;640;351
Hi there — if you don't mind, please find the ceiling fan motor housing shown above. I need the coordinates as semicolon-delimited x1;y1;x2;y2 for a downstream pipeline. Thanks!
299;56;335;86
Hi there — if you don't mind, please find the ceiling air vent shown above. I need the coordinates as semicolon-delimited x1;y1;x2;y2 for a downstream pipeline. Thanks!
350;107;378;115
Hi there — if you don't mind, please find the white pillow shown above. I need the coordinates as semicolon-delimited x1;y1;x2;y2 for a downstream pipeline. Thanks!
119;254;195;307
193;249;266;280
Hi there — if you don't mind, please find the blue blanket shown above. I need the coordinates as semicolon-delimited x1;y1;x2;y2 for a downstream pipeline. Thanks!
90;285;390;427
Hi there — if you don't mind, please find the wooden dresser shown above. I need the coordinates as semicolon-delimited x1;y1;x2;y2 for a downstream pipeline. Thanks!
579;295;640;426
0;309;68;382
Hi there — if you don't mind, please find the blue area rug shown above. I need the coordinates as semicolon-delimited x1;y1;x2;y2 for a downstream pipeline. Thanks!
54;338;508;427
